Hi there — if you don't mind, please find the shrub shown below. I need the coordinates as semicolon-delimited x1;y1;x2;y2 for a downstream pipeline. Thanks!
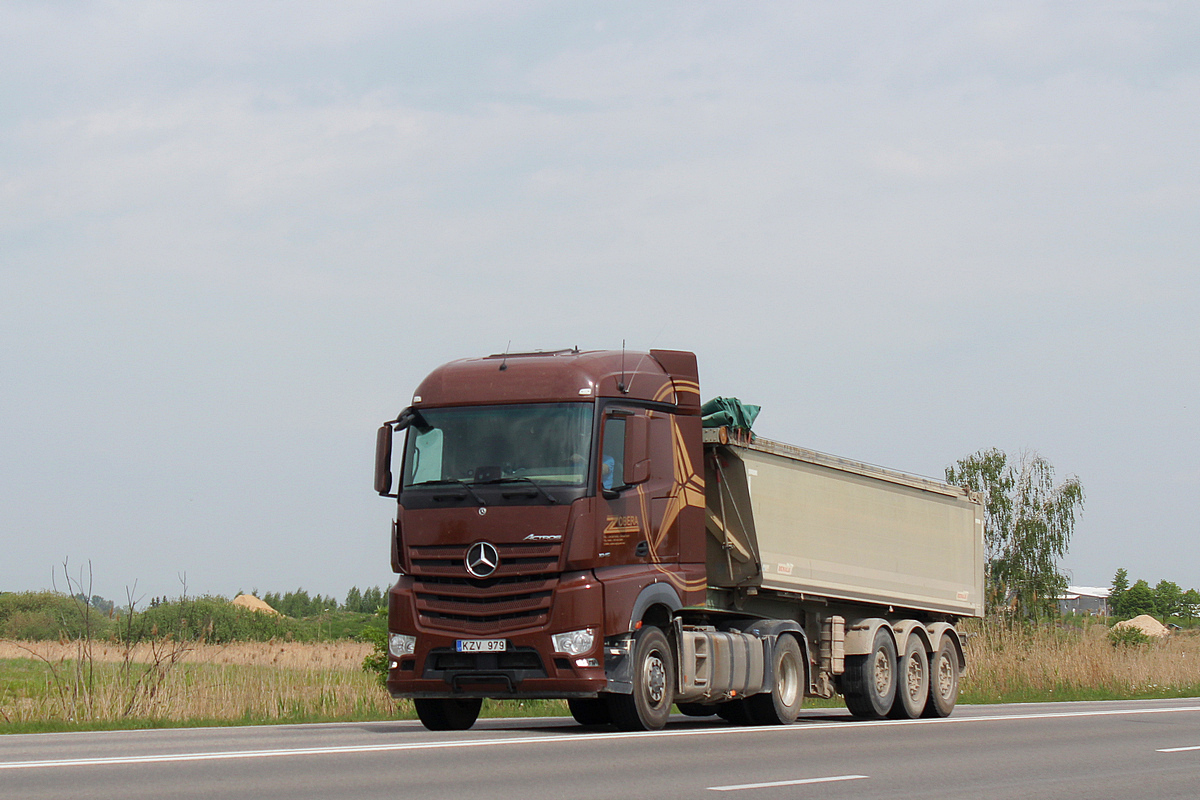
360;626;389;686
126;596;305;644
0;591;116;640
1108;625;1152;648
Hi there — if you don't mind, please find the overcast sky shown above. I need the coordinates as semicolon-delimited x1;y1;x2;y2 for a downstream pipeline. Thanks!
2;2;1197;603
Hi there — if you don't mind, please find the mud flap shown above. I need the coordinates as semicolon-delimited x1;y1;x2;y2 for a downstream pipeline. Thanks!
603;635;635;694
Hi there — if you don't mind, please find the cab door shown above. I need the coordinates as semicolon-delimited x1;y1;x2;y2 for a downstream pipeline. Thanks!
597;407;673;563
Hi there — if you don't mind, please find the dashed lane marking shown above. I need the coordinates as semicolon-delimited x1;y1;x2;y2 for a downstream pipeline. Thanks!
709;775;868;791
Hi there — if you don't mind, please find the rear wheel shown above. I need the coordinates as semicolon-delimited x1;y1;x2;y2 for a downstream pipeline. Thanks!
716;699;753;725
746;635;805;725
842;628;896;719
568;698;612;726
888;635;929;719
922;637;960;718
607;626;675;731
414;698;483;731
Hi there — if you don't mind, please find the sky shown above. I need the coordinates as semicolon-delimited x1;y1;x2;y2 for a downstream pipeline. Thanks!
2;2;1197;604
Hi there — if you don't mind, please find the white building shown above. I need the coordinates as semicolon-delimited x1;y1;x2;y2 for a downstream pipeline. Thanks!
1059;585;1111;616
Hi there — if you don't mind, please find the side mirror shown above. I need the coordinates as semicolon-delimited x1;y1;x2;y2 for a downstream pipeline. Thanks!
375;424;395;496
624;415;651;485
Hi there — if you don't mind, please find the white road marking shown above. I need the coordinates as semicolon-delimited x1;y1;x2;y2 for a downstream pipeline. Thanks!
1158;745;1200;753
709;775;868;791
3;704;1200;771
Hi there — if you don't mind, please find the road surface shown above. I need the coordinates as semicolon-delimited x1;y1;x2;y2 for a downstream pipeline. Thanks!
3;699;1200;799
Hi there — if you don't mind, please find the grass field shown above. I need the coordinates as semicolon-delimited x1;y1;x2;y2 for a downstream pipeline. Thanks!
3;623;1200;733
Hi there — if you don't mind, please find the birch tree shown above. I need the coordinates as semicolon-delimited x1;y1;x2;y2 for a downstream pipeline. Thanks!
947;448;1084;620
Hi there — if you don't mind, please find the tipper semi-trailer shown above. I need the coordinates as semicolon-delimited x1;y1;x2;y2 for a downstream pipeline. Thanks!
374;348;984;731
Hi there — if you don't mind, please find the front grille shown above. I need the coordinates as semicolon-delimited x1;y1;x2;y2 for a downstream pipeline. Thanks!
408;542;561;633
409;542;559;577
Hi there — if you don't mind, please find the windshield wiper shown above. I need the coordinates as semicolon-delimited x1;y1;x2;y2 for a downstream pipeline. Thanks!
410;479;487;506
474;477;559;505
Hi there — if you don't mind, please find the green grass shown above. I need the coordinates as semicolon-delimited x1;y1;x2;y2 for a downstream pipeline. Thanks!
958;681;1200;705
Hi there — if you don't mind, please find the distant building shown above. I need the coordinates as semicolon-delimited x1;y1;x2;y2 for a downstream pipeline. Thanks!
1059;586;1111;616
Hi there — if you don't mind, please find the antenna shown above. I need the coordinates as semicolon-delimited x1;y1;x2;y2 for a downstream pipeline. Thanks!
499;340;511;371
618;340;629;393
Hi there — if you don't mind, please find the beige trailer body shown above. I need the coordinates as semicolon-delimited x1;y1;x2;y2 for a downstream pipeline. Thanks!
705;429;985;619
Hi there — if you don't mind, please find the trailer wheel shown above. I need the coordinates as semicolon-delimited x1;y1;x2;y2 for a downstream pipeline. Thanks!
413;698;482;731
922;636;959;718
568;698;612;726
888;635;929;719
843;628;896;719
607;626;675;731
746;635;804;725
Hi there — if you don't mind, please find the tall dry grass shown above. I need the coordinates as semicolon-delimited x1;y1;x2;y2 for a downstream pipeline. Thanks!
6;624;1200;729
961;622;1200;702
0;639;401;726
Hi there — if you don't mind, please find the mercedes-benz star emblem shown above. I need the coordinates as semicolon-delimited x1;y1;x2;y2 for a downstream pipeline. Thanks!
465;541;499;578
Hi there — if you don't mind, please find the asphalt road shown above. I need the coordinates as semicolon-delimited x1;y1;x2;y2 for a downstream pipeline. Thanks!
4;699;1200;800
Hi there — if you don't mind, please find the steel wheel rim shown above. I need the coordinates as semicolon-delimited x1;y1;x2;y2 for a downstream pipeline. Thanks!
778;652;800;706
936;653;954;698
645;650;667;706
905;654;924;699
872;649;892;696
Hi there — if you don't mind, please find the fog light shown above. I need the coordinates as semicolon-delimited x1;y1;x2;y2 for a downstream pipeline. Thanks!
551;628;595;656
574;657;600;668
389;633;416;657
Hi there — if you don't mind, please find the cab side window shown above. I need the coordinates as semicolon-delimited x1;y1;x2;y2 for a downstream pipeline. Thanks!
601;417;625;491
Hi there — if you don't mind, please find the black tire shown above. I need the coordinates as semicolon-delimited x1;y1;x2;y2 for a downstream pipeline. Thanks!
607;626;675;731
888;635;929;719
922;636;960;718
413;698;483;731
568;698;612;726
716;698;753;725
842;628;897;719
746;635;805;725
676;702;717;717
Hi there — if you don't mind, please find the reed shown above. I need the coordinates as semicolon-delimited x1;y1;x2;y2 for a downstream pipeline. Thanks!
960;621;1200;703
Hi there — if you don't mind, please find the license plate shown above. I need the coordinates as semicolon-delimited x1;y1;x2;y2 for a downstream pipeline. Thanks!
456;639;507;653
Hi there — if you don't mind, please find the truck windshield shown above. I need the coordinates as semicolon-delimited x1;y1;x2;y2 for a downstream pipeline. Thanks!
402;403;594;488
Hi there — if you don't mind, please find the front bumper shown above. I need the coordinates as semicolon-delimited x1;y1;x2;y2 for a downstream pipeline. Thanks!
386;571;608;700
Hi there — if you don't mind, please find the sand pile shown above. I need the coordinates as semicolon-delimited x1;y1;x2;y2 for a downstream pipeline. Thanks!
1112;614;1169;638
232;594;281;616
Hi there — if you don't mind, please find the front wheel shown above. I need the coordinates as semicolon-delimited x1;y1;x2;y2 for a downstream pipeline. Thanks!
746;635;805;725
607;626;675;731
413;698;483;731
568;698;612;726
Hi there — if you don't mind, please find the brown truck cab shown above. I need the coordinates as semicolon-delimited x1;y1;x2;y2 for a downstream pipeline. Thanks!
375;348;707;730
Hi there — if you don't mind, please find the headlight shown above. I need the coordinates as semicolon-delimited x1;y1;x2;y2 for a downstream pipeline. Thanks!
552;628;595;656
389;633;416;657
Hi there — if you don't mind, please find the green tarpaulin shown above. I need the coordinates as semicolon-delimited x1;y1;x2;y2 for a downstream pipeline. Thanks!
701;397;760;432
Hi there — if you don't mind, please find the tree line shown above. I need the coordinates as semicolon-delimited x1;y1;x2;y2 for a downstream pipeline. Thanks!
1109;568;1200;623
3;584;389;637
258;586;386;617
